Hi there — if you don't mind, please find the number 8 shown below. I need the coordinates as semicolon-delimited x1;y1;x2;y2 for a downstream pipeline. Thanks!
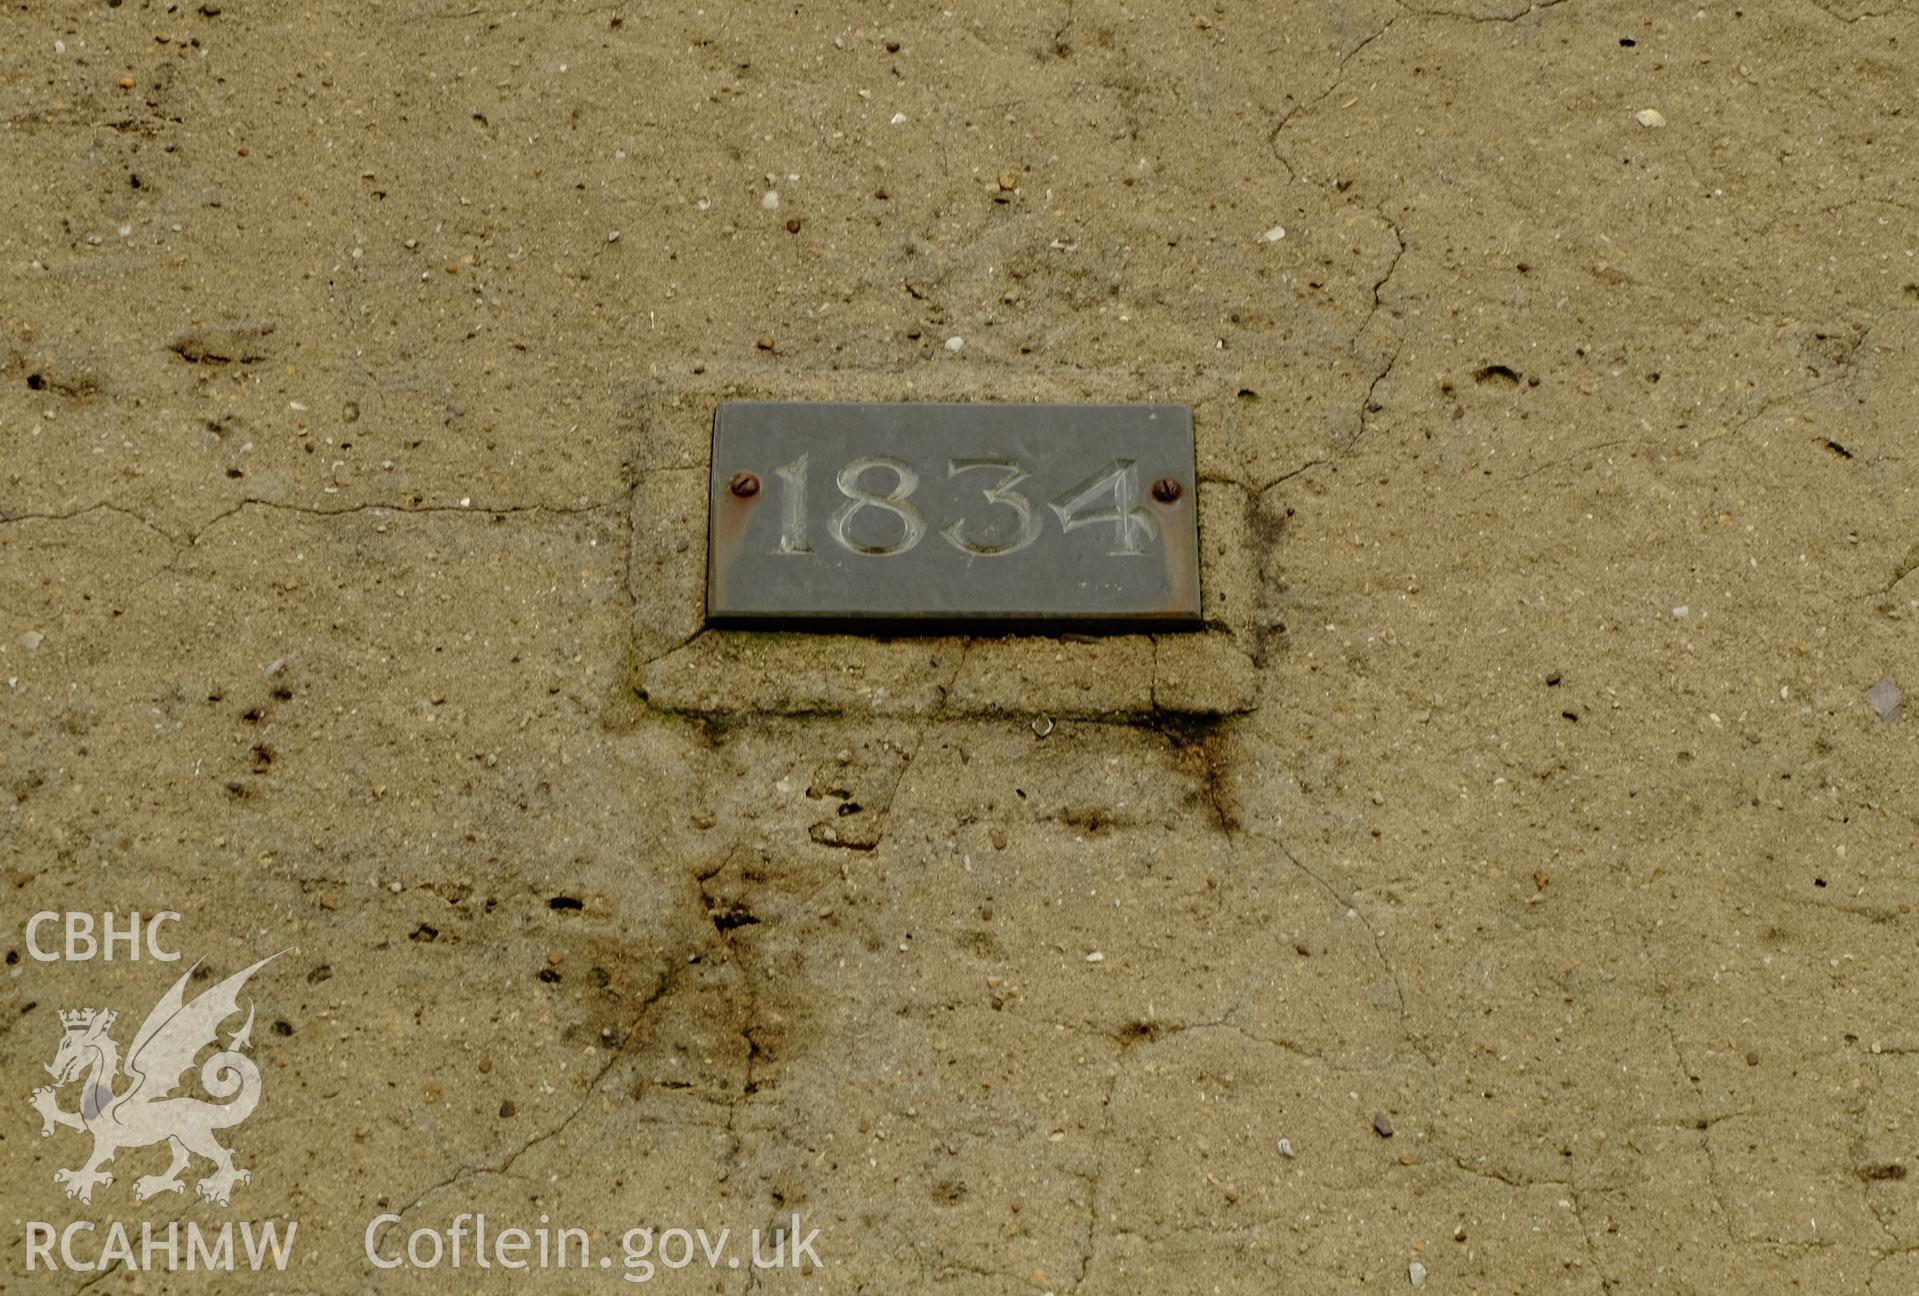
830;457;926;556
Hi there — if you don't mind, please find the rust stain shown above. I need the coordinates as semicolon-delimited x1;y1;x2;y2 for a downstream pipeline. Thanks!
707;483;760;614
1159;492;1202;622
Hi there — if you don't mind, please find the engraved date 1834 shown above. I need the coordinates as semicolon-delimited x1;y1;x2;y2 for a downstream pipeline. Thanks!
764;455;1162;559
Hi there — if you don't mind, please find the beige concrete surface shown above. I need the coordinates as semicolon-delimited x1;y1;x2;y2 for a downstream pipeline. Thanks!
4;0;1919;1291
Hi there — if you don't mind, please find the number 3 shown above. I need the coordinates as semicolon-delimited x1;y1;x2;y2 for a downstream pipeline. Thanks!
943;459;1042;557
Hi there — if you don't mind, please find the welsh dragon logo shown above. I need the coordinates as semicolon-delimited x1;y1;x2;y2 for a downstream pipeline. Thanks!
28;953;282;1207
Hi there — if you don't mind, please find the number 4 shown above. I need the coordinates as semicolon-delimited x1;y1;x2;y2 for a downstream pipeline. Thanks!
1048;460;1157;556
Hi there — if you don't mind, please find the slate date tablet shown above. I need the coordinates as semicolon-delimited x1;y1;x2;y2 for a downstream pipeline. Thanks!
706;402;1201;630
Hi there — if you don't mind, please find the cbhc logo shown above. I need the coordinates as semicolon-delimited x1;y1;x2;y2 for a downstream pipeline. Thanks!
25;913;182;962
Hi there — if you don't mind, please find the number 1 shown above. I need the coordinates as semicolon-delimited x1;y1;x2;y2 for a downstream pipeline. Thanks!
774;455;812;554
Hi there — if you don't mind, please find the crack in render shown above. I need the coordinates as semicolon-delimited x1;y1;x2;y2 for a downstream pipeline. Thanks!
1051;0;1075;55
67;1258;123;1296
877;724;931;852
1720;321;1869;434
1070;1064;1123;1294
1819;1073;1890;1261
1505;437;1643;485
187;495;622;544
3;496;623;551
643;631;969;715
615;477;642;613
1404;0;1580;22
1802;0;1916;21
733;952;765;1108
1254;212;1404;484
1431;1150;1612;1286
387;1056;605;1217
1092;1014;1405;1074
803;720;929;855
9;493;632;654
1655;1008;1744;1249
1265;456;1328;487
1269;834;1434;1067
1440;1152;1568;1191
1362;216;1408;336
620;473;711;678
1270;0;1586;178
1686;340;1867;461
1345;206;1409;455
1267;10;1405;180
931;639;972;717
911;1254;1034;1288
1564;1184;1616;1293
1855;1091;1908;1258
1496;322;1875;495
389;970;677;1221
1352;342;1403;455
431;3;636;18
0;501;183;545
638;627;708;674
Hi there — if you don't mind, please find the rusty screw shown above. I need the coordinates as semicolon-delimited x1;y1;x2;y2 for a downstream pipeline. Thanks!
1150;477;1183;504
728;472;761;498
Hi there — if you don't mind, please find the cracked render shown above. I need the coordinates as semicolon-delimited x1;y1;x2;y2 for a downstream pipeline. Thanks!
5;0;1919;1293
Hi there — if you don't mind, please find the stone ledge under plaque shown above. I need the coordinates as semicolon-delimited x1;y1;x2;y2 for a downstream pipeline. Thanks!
638;630;1257;719
626;384;1271;720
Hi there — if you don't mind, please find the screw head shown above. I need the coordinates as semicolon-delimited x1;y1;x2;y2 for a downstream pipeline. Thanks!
1150;477;1183;503
728;472;761;498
